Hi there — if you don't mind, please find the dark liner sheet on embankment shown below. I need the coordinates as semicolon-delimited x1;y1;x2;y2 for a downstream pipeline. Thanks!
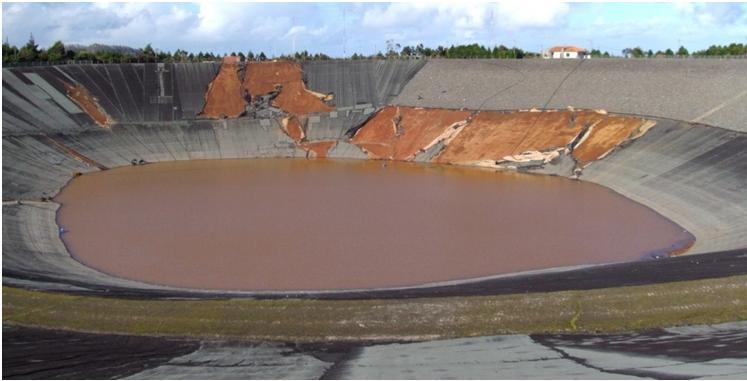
4;248;747;301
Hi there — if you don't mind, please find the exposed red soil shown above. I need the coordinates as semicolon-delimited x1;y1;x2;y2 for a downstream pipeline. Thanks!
61;82;112;127
41;135;108;170
199;56;247;119
573;115;647;167
351;106;472;160
243;61;332;115
351;107;651;167
282;116;306;143
435;110;583;164
282;116;337;157
301;141;337;158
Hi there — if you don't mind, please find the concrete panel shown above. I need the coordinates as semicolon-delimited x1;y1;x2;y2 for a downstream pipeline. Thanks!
395;59;747;132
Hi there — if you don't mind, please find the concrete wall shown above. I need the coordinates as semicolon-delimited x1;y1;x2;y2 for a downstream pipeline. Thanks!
395;59;747;132
303;60;426;109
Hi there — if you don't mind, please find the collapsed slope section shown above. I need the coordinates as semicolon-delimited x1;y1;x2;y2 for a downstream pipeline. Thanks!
199;56;247;119
199;59;333;119
243;61;333;115
351;106;654;173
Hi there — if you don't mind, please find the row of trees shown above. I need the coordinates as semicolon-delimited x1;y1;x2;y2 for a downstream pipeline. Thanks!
2;36;284;65
4;35;746;66
380;41;538;59
622;43;747;58
623;46;692;58
2;38;537;65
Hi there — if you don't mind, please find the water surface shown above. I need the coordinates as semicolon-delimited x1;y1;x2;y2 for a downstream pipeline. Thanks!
56;158;693;290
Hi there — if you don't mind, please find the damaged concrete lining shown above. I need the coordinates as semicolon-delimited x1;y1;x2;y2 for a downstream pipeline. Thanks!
349;106;654;175
199;56;247;119
2;59;746;296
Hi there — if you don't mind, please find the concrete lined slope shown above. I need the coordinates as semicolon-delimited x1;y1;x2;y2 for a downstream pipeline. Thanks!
44;119;308;169
3;59;418;130
5;63;219;126
582;120;747;254
394;59;747;132
303;60;426;109
2;68;96;134
2;202;161;290
2;135;97;200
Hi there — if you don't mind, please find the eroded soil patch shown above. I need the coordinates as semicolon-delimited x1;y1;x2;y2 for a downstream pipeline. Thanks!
62;81;112;127
244;61;332;115
199;56;247;119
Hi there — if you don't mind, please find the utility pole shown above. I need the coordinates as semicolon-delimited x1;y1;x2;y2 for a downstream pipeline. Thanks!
342;6;347;58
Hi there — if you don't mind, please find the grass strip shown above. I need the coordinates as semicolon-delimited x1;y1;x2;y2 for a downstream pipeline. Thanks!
4;275;747;342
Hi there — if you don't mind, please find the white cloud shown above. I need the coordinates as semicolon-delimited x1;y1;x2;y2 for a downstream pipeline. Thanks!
285;25;328;39
673;2;746;26
490;1;570;29
361;2;568;32
1;2;744;58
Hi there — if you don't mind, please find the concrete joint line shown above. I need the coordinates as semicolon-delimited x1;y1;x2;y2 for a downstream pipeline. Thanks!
691;89;747;123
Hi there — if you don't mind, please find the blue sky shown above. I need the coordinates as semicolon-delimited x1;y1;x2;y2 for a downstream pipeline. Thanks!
2;2;746;57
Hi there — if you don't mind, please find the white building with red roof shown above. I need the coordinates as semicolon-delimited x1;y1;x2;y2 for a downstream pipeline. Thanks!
543;46;590;59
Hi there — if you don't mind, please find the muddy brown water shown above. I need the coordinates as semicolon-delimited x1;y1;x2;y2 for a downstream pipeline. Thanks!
55;159;694;291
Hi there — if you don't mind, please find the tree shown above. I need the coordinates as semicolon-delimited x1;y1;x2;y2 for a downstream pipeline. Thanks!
46;40;66;62
17;34;40;62
140;43;156;62
246;51;255;61
664;48;674;57
237;52;245;62
3;41;19;64
385;39;400;58
258;52;267;61
677;46;689;57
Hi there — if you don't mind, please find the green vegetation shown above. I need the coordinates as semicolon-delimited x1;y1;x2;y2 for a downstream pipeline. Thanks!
622;43;747;58
4;275;746;342
4;34;746;66
692;43;747;57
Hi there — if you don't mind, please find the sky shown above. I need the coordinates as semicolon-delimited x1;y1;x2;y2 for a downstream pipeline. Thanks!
2;2;746;57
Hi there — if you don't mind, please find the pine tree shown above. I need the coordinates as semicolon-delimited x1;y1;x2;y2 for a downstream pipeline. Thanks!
18;34;40;62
